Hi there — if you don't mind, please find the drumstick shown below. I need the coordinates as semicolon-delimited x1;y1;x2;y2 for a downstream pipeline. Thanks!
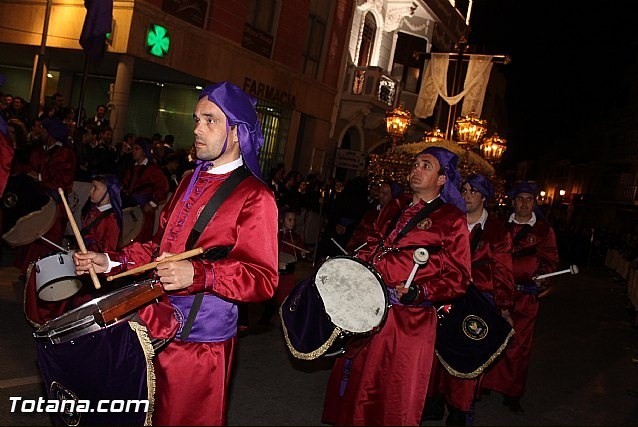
282;240;310;254
330;237;348;255
353;242;368;253
39;236;67;253
106;247;204;281
533;265;579;281
404;248;429;289
58;188;101;290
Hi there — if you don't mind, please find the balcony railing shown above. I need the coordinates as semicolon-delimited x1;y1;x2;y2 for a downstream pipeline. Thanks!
342;65;400;108
613;185;638;204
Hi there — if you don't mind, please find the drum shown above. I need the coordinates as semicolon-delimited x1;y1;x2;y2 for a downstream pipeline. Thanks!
281;256;388;360
34;281;165;426
435;283;515;378
278;252;297;274
118;206;144;248
34;252;83;301
2;174;57;247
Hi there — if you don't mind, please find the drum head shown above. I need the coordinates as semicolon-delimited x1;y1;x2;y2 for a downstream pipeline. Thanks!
315;256;387;333
2;198;57;247
118;206;144;248
36;252;82;302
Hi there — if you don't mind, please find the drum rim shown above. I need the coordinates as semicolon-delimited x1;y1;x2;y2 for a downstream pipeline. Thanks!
316;255;390;333
35;279;158;334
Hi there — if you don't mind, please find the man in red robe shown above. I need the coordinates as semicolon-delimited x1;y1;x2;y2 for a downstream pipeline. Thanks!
74;82;279;425
16;117;76;273
120;137;169;243
424;173;515;424
322;147;472;426
481;180;559;413
25;174;123;326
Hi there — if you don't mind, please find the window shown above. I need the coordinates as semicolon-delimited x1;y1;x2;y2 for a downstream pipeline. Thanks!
358;12;377;67
303;0;331;78
245;0;276;34
243;0;279;57
391;32;428;93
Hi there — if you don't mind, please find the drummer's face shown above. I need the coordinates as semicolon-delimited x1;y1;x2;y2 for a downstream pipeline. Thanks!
461;183;484;214
283;212;296;230
90;181;109;205
193;98;239;163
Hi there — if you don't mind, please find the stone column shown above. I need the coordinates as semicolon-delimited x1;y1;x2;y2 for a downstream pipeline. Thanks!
110;55;135;144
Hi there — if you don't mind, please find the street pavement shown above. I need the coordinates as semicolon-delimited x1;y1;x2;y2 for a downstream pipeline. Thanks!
0;244;637;426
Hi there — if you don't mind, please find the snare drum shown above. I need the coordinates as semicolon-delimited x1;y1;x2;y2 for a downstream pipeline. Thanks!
278;252;297;274
2;174;57;247
281;256;388;360
34;252;83;302
34;281;165;426
118;206;144;248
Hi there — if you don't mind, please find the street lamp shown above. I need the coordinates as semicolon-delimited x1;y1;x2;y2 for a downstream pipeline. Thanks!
479;132;507;163
454;112;487;148
385;104;412;148
424;127;445;144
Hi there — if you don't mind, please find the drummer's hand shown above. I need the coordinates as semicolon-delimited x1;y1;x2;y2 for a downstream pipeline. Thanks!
73;251;108;274
395;283;410;297
155;252;194;291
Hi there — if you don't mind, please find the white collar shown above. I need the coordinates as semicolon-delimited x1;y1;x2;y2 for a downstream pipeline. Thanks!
468;208;488;232
46;141;63;151
97;203;112;212
207;157;244;175
509;211;537;226
135;158;149;166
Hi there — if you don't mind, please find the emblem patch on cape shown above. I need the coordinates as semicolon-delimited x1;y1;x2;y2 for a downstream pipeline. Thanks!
527;234;537;244
3;191;17;208
50;381;81;426
462;315;488;340
417;218;432;230
476;241;485;250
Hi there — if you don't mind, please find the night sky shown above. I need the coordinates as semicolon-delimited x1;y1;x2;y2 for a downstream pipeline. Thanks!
468;0;638;166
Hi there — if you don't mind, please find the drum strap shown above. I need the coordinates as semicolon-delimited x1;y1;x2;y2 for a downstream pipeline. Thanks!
387;197;444;244
180;166;251;341
470;225;483;254
80;209;113;236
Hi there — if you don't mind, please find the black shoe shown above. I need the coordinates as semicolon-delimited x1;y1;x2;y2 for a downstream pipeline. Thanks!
421;396;445;421
502;396;524;414
445;405;467;426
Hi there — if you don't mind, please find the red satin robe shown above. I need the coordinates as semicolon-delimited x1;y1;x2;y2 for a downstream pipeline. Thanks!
429;213;515;411
24;207;120;326
322;195;472;426
121;162;169;243
482;218;558;397
16;142;76;273
0;129;13;199
108;167;278;425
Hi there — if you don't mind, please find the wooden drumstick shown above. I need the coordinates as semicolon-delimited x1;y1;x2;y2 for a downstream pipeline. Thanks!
106;247;204;281
58;188;101;290
404;248;429;289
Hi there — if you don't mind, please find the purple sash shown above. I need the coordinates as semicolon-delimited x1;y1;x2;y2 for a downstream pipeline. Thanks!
515;281;539;295
169;294;237;342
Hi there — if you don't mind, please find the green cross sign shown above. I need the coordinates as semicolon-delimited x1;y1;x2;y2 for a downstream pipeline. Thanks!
146;24;170;57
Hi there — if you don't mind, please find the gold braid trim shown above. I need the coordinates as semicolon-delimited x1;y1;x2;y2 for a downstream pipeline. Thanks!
279;304;342;360
436;328;515;379
128;321;156;426
24;262;42;328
